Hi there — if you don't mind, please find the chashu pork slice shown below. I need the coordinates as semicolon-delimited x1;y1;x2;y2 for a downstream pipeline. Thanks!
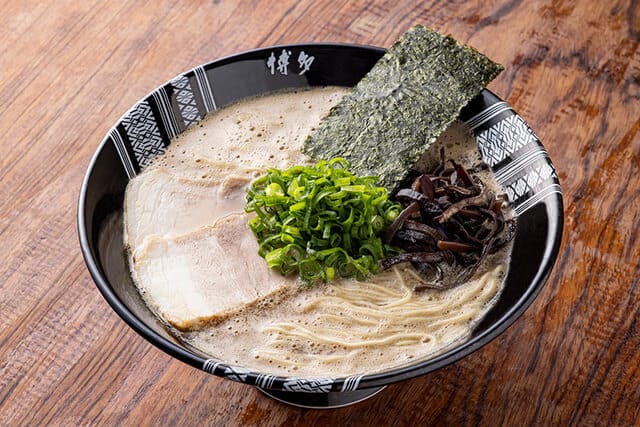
124;167;251;254
131;213;296;331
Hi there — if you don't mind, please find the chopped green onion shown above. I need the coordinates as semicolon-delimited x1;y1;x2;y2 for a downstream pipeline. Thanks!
245;158;401;284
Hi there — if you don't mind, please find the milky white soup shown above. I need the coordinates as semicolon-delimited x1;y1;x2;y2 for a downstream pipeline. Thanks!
124;87;512;377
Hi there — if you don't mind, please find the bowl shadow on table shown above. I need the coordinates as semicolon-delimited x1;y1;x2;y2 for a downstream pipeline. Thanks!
240;371;469;424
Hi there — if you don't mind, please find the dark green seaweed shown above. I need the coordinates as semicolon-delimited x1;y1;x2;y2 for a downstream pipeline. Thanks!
302;25;503;192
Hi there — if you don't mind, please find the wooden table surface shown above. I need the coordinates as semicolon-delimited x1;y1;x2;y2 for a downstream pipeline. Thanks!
1;0;639;425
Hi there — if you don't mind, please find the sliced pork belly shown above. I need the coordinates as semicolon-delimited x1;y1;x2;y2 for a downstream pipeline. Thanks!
124;167;249;253
131;213;296;331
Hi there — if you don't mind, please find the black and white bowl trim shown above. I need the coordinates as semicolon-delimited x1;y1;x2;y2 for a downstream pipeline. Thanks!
93;43;562;393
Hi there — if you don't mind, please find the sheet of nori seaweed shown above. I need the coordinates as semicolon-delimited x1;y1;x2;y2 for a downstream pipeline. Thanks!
302;25;503;192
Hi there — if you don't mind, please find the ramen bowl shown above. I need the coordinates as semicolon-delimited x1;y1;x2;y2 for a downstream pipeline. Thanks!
78;44;563;408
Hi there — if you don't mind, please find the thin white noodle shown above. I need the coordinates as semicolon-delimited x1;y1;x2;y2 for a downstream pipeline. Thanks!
315;313;380;326
263;323;430;348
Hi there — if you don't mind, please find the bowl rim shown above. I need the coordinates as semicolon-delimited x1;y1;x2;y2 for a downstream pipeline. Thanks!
78;42;564;391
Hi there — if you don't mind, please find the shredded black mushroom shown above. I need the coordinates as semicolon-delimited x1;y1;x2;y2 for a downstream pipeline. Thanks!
381;149;516;290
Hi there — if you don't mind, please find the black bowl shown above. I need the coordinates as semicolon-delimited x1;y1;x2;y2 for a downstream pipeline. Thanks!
78;43;563;408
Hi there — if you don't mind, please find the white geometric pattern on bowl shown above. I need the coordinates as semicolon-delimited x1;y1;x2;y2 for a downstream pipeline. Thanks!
463;106;561;215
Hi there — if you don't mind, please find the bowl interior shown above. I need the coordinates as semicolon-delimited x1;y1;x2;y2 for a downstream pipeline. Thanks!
78;44;563;392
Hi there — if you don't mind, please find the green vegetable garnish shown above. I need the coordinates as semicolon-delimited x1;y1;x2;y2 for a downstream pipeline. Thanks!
245;158;402;284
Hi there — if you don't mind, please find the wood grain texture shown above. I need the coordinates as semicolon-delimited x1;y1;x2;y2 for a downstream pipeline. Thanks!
0;0;638;425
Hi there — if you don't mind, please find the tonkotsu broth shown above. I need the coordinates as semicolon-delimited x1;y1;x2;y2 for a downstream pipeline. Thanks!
124;86;513;377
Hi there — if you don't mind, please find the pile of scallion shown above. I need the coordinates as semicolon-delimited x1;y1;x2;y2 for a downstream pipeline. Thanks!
245;158;401;284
